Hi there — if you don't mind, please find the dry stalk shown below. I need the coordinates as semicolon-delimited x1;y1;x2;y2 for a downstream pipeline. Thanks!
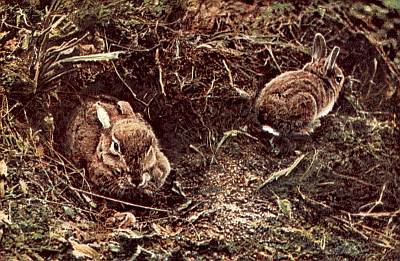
212;129;258;164
222;59;250;99
155;48;166;96
112;62;149;107
358;183;386;214
266;45;282;73
69;186;171;213
333;215;398;249
258;154;306;190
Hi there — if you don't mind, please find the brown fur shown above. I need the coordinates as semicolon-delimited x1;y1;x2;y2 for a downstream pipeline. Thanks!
255;33;345;136
65;100;170;197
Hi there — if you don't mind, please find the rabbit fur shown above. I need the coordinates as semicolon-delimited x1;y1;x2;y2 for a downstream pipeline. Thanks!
65;99;171;197
255;33;345;136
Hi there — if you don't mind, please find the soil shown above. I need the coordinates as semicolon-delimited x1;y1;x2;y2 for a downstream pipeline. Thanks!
0;0;399;260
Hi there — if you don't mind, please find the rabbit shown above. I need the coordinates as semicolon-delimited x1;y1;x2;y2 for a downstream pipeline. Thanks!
65;99;171;198
255;33;345;136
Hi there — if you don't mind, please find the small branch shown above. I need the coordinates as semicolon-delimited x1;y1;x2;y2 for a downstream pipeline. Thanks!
112;62;149;107
266;45;282;73
69;186;171;213
222;60;250;99
258;154;306;190
350;209;400;218
364;58;378;100
155;48;166;96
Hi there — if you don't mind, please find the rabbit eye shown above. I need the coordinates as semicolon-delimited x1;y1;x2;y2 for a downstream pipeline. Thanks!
335;75;343;84
117;103;123;114
113;141;120;152
110;137;121;155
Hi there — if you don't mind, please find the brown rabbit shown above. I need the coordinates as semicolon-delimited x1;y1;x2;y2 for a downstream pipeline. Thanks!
255;33;345;136
65;99;171;197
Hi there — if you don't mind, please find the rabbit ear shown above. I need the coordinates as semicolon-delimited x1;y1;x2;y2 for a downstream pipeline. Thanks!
312;33;327;62
323;46;340;75
143;146;156;171
117;101;134;115
95;102;111;129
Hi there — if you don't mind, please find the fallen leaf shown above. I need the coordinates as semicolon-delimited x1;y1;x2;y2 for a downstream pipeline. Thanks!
277;198;293;219
0;160;7;177
35;144;45;158
258;154;306;190
19;179;29;194
63;206;76;219
106;212;136;229
82;194;97;208
0;181;5;199
70;240;100;259
0;210;11;225
152;223;182;237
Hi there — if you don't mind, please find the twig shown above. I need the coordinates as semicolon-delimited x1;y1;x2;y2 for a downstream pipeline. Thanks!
358;183;386;214
222;60;250;99
266;45;282;73
332;215;397;249
258;154;306;190
363;58;378;100
111;62;149;107
350;209;400;218
212;129;258;164
69;186;171;213
155;48;166;96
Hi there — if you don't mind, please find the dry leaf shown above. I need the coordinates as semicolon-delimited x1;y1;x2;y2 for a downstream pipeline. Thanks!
152;223;182;237
19;254;34;261
0;181;5;199
4;38;18;51
35;144;45;158
106;212;136;229
19;180;29;194
58;51;126;64
0;160;7;177
0;160;8;198
70;240;100;259
82;194;97;209
258;154;306;190
0;210;11;225
277;198;293;219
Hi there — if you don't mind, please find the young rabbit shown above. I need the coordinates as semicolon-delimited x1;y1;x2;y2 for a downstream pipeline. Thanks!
65;99;171;198
255;33;345;136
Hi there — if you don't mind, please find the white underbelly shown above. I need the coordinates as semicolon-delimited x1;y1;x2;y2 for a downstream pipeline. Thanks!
317;99;335;118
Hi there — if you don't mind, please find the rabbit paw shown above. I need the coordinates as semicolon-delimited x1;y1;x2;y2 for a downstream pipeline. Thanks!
106;211;137;228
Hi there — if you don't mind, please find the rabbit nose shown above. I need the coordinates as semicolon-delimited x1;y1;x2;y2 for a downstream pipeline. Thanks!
138;172;151;188
127;176;133;185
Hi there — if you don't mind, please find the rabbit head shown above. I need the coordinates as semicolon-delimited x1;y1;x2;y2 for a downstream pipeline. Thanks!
255;33;345;136
303;33;345;99
88;101;170;197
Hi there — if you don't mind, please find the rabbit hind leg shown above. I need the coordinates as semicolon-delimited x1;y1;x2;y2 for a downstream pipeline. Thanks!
289;92;318;136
